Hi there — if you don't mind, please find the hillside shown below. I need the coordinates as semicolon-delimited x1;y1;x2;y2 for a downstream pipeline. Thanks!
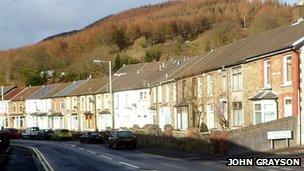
0;0;301;86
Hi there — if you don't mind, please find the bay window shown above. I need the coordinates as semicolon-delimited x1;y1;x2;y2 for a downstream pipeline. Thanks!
253;100;277;124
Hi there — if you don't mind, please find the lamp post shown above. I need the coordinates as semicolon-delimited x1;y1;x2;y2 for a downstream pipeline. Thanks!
1;86;4;130
93;59;114;129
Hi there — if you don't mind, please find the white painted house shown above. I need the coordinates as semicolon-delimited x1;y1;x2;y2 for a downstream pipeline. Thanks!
25;85;58;129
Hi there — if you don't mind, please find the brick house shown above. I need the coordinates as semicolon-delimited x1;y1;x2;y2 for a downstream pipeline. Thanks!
172;20;304;132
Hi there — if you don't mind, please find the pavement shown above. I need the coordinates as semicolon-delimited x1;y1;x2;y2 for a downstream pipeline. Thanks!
4;145;38;171
7;139;304;171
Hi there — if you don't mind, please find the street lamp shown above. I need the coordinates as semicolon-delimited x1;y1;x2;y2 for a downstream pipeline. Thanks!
1;86;4;130
93;59;115;129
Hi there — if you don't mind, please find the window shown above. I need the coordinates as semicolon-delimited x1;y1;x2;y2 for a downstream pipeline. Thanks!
221;71;227;93
116;95;119;108
207;104;214;129
264;60;271;87
233;102;243;126
197;77;203;98
182;80;186;100
283;55;292;86
253;101;277;124
207;75;213;97
284;97;292;117
254;103;262;124
60;100;65;110
81;97;85;110
192;77;197;97
232;66;242;92
12;104;16;113
19;103;23;112
140;92;147;99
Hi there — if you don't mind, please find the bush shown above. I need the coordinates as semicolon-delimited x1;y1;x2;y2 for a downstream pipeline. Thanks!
144;48;162;62
143;124;162;136
164;124;174;136
186;127;200;138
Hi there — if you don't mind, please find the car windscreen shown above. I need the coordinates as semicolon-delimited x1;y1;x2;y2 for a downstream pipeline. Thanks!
31;127;39;131
90;133;100;136
117;131;134;138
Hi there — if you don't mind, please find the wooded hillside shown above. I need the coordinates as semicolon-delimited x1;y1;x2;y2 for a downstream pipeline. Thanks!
0;0;301;86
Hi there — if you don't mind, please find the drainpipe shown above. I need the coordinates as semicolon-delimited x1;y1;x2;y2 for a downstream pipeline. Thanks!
155;86;159;125
297;89;301;145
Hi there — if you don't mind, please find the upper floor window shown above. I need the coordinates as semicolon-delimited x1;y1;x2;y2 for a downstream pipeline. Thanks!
232;66;242;92
19;103;23;112
221;71;227;93
197;77;203;98
207;75;213;97
283;55;292;86
60;100;65;110
264;60;271;88
181;80;186;100
12;104;16;113
192;77;197;97
140;92;147;100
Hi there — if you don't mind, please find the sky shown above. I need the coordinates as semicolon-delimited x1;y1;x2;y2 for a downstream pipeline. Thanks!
0;0;300;50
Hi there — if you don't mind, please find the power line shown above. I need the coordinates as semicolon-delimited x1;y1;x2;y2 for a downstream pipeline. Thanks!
0;0;18;15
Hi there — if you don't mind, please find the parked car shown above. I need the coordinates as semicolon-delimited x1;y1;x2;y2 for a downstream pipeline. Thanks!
2;128;21;139
107;130;137;149
80;132;102;143
37;129;54;140
21;127;40;139
51;129;72;141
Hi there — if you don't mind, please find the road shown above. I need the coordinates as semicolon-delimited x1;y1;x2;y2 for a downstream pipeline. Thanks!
10;139;304;171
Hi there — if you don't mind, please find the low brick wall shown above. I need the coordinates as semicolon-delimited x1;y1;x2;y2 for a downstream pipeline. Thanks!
136;134;211;155
227;116;298;156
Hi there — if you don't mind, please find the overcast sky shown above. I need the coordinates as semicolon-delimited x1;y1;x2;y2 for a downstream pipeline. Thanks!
0;0;299;50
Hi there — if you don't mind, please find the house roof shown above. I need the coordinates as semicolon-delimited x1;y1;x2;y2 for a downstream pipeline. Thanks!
10;86;41;101
68;77;109;96
175;21;304;79
43;82;71;99
27;84;59;99
94;60;192;94
0;86;16;98
52;80;87;98
3;87;25;100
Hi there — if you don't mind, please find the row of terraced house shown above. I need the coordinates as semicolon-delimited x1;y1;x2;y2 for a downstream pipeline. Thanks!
1;20;304;142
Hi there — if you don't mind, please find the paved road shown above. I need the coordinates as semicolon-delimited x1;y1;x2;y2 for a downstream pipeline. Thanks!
10;139;304;171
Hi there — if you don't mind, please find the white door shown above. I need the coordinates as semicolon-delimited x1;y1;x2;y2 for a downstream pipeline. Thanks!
284;98;292;117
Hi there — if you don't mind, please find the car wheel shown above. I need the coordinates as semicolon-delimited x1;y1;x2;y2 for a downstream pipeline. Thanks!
113;143;117;149
107;142;112;148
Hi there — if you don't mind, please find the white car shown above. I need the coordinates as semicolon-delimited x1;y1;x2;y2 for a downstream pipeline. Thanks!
21;127;40;139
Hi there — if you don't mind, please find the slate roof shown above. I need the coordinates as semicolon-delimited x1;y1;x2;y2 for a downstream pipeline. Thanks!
68;77;109;96
174;21;304;79
10;86;41;101
43;83;71;99
3;87;25;100
0;86;16;98
52;80;87;98
249;89;278;101
27;84;59;100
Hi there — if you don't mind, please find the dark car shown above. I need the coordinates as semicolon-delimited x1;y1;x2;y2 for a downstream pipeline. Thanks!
2;128;21;139
80;132;102;143
37;129;54;140
99;130;112;143
107;130;137;149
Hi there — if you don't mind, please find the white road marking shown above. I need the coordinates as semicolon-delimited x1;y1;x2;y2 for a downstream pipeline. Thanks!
86;150;96;155
256;167;265;170
218;160;227;163
32;147;55;171
118;161;140;169
70;144;76;148
77;147;85;151
99;154;113;160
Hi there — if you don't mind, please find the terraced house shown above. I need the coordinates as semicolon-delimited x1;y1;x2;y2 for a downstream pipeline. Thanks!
170;20;304;137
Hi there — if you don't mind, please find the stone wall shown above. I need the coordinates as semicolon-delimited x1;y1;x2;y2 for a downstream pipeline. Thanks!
227;116;298;156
